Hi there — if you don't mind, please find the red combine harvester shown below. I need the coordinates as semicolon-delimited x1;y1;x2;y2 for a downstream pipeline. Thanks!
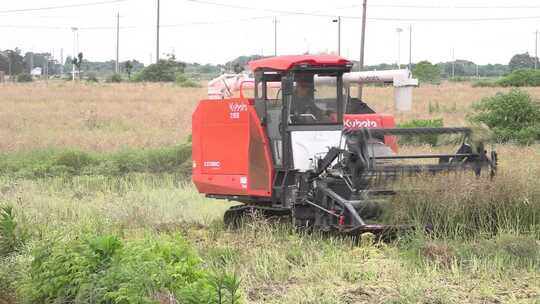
192;55;497;234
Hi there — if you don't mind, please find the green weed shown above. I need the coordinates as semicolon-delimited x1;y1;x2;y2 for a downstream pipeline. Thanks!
0;144;192;179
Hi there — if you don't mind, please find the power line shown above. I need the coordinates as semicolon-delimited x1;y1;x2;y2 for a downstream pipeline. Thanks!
0;0;129;14
3;3;540;31
186;0;349;18
367;15;540;22
186;0;540;22
368;3;540;9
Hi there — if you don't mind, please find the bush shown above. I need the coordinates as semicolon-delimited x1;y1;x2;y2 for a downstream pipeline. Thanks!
472;79;499;87
397;118;444;146
413;61;441;84
497;69;540;87
470;89;540;144
134;59;186;82
106;73;122;83
86;72;99;82
176;73;201;88
16;73;32;82
473;69;540;87
20;234;241;304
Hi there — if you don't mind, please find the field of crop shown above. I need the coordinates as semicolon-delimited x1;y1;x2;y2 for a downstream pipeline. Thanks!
2;81;540;152
0;81;539;303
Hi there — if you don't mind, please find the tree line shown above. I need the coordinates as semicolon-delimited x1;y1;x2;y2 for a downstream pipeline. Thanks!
1;47;537;83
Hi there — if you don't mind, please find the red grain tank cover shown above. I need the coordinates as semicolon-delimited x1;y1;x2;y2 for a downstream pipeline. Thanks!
192;98;273;197
248;55;351;71
344;113;398;153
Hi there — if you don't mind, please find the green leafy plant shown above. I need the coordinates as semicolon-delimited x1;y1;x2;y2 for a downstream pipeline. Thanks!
473;69;540;87
134;57;186;82
0;143;192;179
176;73;201;88
413;61;441;84
470;89;540;144
16;73;32;83
106;73;122;83
86;72;99;82
0;206;27;257
20;234;243;304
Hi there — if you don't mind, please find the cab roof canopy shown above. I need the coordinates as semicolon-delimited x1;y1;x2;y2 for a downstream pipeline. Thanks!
248;55;352;72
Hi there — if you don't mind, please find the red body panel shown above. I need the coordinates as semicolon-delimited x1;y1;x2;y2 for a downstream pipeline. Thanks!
344;113;398;152
192;98;273;197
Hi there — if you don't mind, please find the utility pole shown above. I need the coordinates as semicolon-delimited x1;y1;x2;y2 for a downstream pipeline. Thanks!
156;0;160;63
333;16;341;56
71;27;78;81
535;29;538;70
451;48;455;79
8;54;12;81
71;27;79;81
29;52;33;73
408;25;412;70
44;55;49;82
273;18;278;56
396;28;403;69
358;0;367;99
60;48;64;75
116;12;120;74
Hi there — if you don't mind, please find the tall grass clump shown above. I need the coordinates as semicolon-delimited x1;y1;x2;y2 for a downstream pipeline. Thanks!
390;171;540;237
470;89;540;144
0;143;192;179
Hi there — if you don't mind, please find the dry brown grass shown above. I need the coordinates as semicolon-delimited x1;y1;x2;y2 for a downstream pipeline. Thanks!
2;81;540;152
360;82;540;126
0;82;205;152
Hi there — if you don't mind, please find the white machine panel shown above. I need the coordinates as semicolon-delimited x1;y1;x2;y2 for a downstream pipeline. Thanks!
291;130;342;171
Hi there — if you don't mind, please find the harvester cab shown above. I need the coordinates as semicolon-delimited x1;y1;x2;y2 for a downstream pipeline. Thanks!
192;55;497;235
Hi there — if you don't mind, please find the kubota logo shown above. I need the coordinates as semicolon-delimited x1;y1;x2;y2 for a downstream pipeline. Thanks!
228;103;248;112
344;119;378;129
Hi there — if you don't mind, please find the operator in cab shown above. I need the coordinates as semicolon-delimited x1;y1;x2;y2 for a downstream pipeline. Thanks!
292;74;337;124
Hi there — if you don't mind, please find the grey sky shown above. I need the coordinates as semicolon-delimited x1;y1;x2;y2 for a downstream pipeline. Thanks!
1;0;539;66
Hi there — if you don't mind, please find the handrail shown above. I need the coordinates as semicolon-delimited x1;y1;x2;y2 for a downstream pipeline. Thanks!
239;80;255;99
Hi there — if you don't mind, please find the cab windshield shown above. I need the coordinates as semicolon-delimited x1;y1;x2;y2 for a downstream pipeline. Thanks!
290;72;340;124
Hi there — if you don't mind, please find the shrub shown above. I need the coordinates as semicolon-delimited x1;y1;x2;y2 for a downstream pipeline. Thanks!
176;73;201;88
16;73;32;82
470;89;540;144
19;234;241;304
106;73;122;83
134;59;186;82
473;69;540;87
472;79;498;87
86;72;99;82
397;118;444;146
497;69;540;87
413;61;441;84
